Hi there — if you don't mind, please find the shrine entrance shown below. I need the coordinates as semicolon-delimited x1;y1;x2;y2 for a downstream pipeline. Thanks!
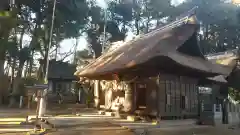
136;83;147;110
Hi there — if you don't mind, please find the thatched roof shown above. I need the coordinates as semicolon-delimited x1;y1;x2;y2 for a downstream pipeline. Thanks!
205;49;240;88
48;60;77;80
204;50;238;84
75;12;231;80
206;49;238;67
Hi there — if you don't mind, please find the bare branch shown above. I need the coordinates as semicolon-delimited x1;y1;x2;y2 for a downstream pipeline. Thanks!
59;50;74;61
59;44;77;61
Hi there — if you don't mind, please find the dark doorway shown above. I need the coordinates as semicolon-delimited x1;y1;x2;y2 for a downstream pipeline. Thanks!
136;83;147;109
99;90;105;106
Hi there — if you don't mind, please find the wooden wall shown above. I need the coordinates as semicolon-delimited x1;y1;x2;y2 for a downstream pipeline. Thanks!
140;73;199;119
98;74;200;119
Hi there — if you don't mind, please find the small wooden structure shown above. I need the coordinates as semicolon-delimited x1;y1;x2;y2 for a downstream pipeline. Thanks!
26;85;48;109
46;60;78;104
47;60;77;93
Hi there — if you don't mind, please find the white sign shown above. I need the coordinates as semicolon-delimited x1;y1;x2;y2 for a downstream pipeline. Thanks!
199;87;212;94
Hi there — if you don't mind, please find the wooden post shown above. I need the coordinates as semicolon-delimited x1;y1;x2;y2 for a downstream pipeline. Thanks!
28;96;31;109
124;83;134;113
38;89;47;117
223;98;229;124
26;88;35;109
19;96;23;108
94;80;100;109
156;75;161;122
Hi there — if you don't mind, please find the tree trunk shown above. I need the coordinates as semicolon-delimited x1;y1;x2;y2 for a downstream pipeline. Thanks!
0;59;5;105
133;0;140;35
42;56;48;82
4;61;10;75
55;46;58;59
24;61;29;78
28;51;34;77
156;19;160;27
135;19;139;35
145;12;150;33
37;59;45;82
92;42;102;58
10;58;16;91
9;62;25;107
204;24;209;53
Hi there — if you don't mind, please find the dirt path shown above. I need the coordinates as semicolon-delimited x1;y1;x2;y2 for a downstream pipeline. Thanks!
13;126;237;135
0;106;240;135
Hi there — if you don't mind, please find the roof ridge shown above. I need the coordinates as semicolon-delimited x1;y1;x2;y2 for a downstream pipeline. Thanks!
142;9;198;39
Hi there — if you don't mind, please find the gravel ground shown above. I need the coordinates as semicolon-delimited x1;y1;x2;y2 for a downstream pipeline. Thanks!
22;126;240;135
0;106;240;135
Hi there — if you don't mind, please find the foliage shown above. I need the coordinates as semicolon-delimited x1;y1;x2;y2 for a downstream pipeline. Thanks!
1;0;240;105
229;87;240;103
175;0;240;54
85;0;174;57
74;49;93;67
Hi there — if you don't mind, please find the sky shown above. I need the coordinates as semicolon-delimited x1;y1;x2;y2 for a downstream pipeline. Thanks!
56;0;185;61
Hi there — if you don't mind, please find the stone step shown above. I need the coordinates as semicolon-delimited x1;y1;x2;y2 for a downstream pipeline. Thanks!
105;112;115;117
98;111;106;115
127;115;141;122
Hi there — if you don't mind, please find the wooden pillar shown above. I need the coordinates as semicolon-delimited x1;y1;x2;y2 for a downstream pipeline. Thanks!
220;85;229;124
222;98;229;124
28;96;31;109
26;88;34;109
124;83;134;113
105;89;112;111
94;80;100;109
156;76;161;121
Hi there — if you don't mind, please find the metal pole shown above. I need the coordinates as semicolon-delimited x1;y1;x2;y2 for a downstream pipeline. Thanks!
102;9;107;53
44;0;57;84
33;0;57;130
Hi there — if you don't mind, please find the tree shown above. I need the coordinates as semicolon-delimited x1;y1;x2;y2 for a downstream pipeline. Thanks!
74;49;93;69
86;0;133;58
29;0;89;81
0;4;19;104
229;87;240;102
0;0;92;105
174;0;240;54
85;0;174;58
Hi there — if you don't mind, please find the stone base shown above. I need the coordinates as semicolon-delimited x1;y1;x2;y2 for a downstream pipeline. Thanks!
105;112;115;117
98;111;106;115
127;115;140;122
